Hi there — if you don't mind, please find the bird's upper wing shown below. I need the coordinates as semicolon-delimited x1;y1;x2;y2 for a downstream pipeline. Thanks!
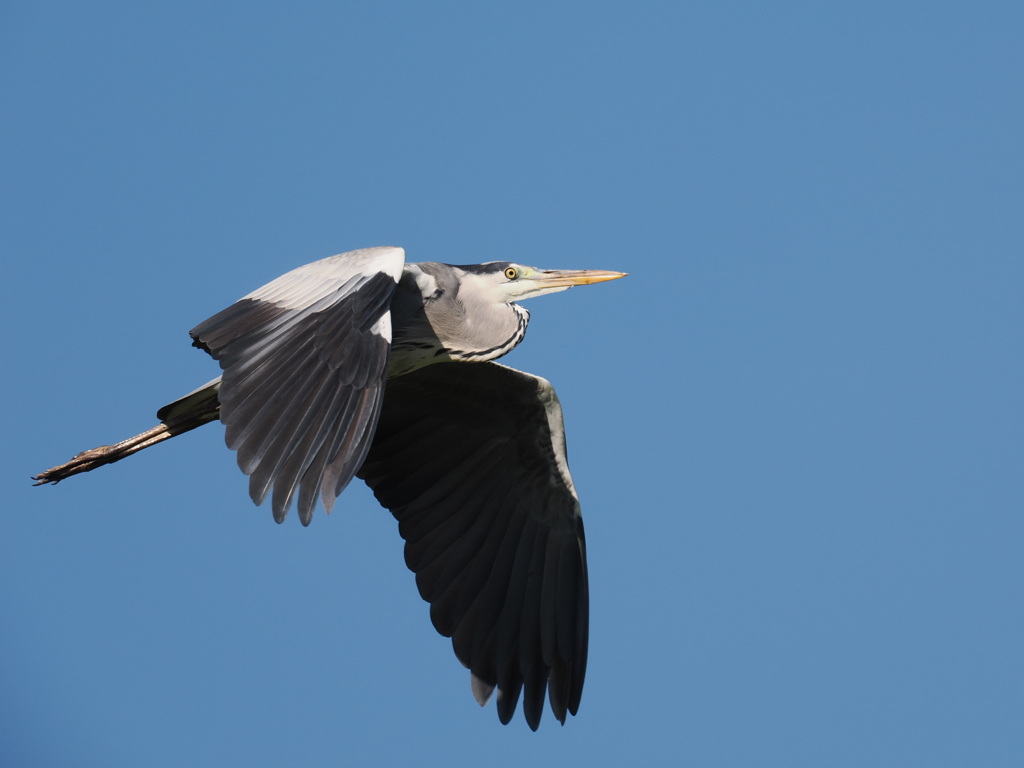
189;246;405;525
357;361;589;730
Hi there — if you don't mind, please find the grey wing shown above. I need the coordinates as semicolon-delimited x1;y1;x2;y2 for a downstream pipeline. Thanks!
189;246;405;525
357;361;589;730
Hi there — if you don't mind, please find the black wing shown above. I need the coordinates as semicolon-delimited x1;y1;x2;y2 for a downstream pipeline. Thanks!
358;361;589;730
190;246;405;525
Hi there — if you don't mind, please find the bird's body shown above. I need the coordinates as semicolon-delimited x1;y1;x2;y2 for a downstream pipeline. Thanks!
34;246;625;730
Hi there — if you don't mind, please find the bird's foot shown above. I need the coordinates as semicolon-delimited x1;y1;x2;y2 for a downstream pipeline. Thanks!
33;444;125;485
33;423;173;486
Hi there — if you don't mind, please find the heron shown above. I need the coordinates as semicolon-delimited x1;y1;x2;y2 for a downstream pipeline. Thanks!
34;246;626;730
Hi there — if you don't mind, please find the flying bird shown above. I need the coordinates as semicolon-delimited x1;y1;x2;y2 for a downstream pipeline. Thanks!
34;246;626;730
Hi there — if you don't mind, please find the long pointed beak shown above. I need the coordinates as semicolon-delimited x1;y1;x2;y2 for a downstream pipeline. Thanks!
532;269;628;288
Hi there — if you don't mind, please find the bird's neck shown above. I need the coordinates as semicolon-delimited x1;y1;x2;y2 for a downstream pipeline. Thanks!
388;265;530;377
436;300;530;363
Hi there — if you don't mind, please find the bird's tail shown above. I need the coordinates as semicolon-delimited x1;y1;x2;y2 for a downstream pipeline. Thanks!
33;378;222;486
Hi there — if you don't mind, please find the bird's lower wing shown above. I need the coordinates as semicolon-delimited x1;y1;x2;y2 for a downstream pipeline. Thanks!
358;361;589;730
190;246;405;525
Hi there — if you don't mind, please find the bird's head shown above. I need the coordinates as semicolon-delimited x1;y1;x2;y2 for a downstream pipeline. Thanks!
454;262;627;305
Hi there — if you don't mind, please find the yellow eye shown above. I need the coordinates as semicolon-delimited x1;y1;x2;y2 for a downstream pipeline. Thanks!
504;266;519;280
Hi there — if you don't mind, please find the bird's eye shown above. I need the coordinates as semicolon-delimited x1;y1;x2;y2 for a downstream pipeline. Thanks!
504;266;519;280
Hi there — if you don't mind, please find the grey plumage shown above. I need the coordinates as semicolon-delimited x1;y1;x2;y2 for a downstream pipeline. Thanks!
34;246;625;730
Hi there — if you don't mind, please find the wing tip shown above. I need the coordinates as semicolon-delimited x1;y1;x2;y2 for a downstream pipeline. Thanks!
471;674;494;706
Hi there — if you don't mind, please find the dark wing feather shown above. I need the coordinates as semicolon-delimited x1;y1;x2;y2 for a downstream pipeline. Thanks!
190;247;405;524
357;361;589;730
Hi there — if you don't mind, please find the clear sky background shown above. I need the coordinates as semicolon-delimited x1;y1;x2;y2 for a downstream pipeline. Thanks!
3;2;1022;766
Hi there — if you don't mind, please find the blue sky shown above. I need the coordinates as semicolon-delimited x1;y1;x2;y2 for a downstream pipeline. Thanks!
3;2;1022;766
